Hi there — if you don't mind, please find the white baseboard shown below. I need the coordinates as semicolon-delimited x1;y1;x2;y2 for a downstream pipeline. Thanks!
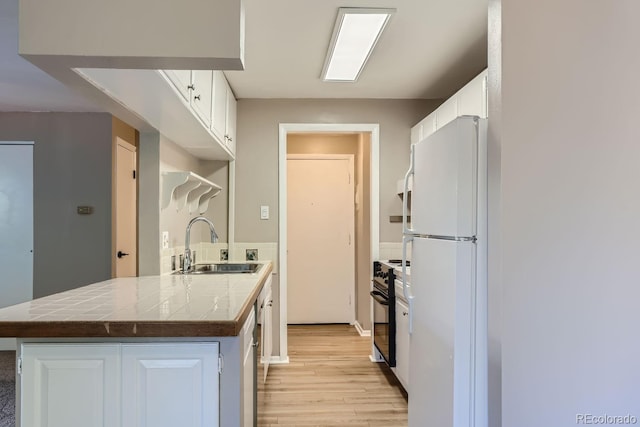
353;321;371;337
261;355;290;365
0;338;16;351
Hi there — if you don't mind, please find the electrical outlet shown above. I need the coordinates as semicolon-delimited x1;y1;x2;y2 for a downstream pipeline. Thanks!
220;249;228;261
246;249;258;261
260;205;269;220
162;231;169;249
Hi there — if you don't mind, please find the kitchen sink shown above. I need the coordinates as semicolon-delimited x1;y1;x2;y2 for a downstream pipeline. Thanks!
173;263;262;275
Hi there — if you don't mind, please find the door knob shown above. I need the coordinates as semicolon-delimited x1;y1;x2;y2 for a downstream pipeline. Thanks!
117;251;129;258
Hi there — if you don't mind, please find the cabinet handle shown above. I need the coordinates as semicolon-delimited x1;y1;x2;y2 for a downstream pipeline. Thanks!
252;341;259;348
193;95;201;101
402;311;408;316
117;251;129;258
187;84;195;90
228;137;233;142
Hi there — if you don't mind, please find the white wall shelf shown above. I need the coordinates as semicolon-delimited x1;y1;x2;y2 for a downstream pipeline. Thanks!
162;171;222;215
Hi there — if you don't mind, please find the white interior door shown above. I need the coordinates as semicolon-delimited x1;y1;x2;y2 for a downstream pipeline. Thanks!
287;155;355;324
115;138;137;277
0;142;33;350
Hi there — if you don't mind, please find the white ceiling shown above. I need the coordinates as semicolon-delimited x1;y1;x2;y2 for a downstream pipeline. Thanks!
0;0;487;113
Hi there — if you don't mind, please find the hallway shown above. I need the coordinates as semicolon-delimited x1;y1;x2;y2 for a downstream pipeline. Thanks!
258;325;407;426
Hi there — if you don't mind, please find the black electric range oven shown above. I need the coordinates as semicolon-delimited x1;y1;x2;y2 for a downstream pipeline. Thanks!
371;261;396;367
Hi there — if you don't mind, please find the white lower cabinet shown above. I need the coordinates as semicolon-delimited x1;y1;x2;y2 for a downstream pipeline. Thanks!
122;343;220;427
20;342;220;427
259;275;273;382
395;299;410;390
20;344;120;427
241;309;256;427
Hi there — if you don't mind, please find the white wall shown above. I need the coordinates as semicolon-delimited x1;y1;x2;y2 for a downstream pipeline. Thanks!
494;1;640;425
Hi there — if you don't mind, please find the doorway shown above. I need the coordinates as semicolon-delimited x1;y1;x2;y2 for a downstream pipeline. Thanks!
0;142;33;351
278;124;380;362
287;154;355;324
114;137;137;277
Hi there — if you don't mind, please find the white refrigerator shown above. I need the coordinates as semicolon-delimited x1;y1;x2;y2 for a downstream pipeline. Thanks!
401;116;487;427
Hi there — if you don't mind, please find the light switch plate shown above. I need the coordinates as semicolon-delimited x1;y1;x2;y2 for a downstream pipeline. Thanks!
260;205;269;220
162;231;169;249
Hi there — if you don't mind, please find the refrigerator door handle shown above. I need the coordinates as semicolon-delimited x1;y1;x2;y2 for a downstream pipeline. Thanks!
402;144;416;235
402;235;415;334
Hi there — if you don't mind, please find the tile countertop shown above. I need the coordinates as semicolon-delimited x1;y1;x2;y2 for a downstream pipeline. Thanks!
0;262;273;338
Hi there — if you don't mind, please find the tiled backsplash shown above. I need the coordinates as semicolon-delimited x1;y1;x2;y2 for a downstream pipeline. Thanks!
162;242;401;275
161;242;279;275
379;242;411;261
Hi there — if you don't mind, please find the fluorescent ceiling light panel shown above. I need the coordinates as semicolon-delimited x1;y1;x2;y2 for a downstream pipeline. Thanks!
322;8;395;82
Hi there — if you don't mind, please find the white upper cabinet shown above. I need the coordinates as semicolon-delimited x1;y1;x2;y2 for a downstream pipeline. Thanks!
165;70;214;129
191;70;213;128
211;71;237;156
226;85;237;154
164;70;192;102
457;71;487;118
74;68;234;161
412;69;487;141
212;71;228;143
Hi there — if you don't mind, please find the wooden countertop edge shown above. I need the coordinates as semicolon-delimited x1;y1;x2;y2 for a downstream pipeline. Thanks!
0;263;274;338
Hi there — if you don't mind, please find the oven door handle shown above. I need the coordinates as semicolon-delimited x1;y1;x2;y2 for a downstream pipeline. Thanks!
370;291;389;306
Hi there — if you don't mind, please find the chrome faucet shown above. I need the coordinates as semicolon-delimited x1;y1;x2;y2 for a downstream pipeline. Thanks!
183;216;219;272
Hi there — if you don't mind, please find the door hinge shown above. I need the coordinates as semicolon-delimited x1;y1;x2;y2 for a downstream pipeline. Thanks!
132;170;136;179
218;353;224;374
17;357;22;375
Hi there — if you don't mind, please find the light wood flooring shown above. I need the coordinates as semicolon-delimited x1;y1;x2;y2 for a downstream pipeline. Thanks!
258;325;407;427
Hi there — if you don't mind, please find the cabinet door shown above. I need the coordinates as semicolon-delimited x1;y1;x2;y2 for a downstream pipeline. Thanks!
410;122;422;144
420;114;437;140
191;70;213;128
21;343;120;427
260;276;273;382
163;70;192;102
241;309;256;427
457;70;488;118
211;71;228;142
435;97;458;130
395;299;410;390
225;85;237;154
122;343;220;427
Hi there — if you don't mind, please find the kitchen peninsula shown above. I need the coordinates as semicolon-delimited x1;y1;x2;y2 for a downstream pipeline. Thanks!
0;262;273;427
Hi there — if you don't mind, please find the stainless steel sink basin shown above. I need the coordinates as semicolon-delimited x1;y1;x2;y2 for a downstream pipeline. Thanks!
173;263;262;275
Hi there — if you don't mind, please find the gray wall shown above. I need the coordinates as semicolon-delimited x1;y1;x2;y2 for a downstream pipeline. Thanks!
159;135;229;247
494;1;640;425
0;112;113;297
139;133;229;275
235;99;440;243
